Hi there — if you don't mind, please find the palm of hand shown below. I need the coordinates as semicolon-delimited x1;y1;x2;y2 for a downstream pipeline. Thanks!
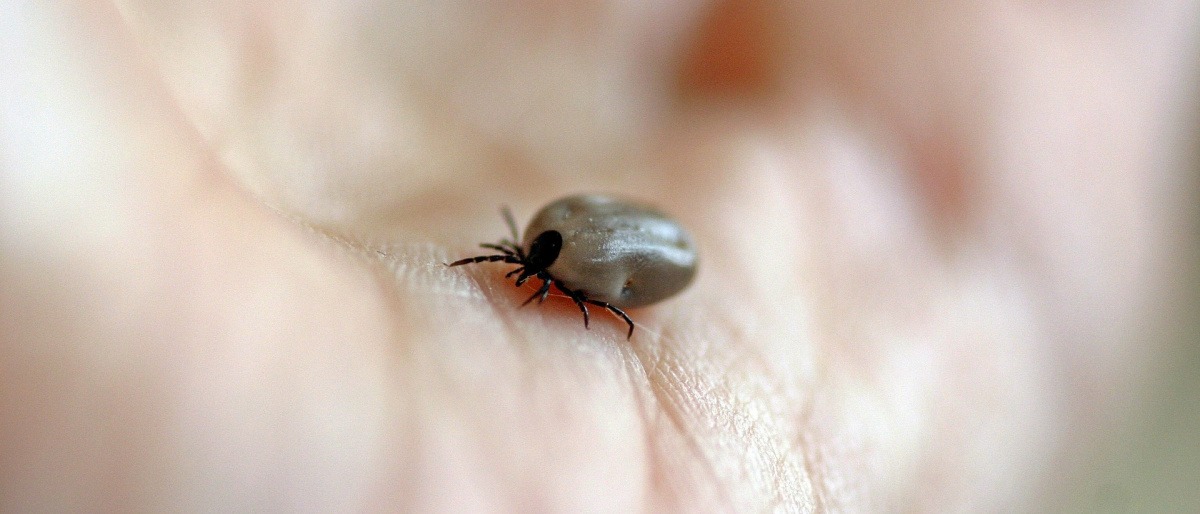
2;1;1193;511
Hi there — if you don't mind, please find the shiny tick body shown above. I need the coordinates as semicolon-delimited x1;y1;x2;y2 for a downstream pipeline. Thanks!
448;194;698;339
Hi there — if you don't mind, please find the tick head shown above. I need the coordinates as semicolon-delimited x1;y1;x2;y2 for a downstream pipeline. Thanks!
524;230;562;272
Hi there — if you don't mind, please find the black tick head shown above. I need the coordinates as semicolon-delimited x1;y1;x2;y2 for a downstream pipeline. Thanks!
524;230;562;274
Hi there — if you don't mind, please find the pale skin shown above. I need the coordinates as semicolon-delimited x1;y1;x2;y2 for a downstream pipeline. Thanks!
1;1;1196;512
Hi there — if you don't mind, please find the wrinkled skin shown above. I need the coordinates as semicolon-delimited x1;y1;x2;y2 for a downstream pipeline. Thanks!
1;1;1196;512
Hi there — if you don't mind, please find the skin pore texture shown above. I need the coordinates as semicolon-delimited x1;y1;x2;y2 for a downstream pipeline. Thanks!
1;1;1197;512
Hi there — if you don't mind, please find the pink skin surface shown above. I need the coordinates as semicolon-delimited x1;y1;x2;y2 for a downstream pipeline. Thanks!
2;1;1196;511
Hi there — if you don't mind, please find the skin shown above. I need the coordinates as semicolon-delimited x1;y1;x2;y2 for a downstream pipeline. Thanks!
1;1;1196;512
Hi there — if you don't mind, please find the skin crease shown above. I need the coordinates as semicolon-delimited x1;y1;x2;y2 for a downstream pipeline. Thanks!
0;1;1196;512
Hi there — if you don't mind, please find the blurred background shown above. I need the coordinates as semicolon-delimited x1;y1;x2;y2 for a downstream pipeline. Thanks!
1059;144;1199;513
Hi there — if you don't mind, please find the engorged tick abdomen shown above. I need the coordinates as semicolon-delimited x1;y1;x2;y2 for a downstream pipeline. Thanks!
521;194;698;308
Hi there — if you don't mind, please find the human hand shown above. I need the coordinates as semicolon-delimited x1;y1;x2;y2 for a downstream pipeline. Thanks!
2;1;1195;511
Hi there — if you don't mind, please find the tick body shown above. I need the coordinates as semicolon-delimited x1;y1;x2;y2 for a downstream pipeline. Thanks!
448;194;698;339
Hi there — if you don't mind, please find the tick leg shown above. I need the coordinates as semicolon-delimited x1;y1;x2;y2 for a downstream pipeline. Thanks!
447;254;520;267
506;242;527;260
499;241;523;255
549;283;635;339
585;299;635;340
536;275;553;304
515;268;538;287
480;243;515;256
554;282;590;328
505;267;525;279
499;239;525;260
501;206;520;242
522;277;552;307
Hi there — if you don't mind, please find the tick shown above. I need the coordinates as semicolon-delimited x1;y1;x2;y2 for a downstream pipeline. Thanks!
448;194;698;339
